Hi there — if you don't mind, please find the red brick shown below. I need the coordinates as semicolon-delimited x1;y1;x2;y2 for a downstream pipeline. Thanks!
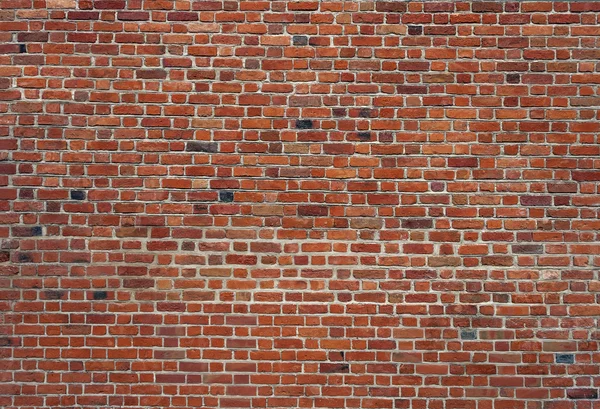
2;3;598;409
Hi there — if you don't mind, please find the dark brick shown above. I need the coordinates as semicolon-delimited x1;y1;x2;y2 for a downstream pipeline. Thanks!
0;337;12;346
547;183;577;193
512;244;543;254
555;354;574;364
448;157;478;168
379;132;394;143
180;362;209;372
71;190;86;200
18;32;49;42
482;256;513;266
293;36;308;46
359;108;371;118
408;25;423;35
357;132;372;141
507;73;520;84
68;11;101;20
498;37;529;49
219;191;234;203
94;0;126;9
398;62;430;71
186;141;219;153
402;219;433;229
298;205;328;216
397;85;428;94
19;44;26;53
123;279;155;288
460;330;477;340
167;12;199;21
424;2;454;12
333;108;346;117
93;291;108;300
18;253;33;263
117;11;150;20
294;14;310;23
0;44;19;55
13;226;42;236
472;2;503;13
136;69;168;79
296;119;314;130
521;196;552;206
424;26;457;36
571;3;600;12
319;363;349;373
13;55;44;65
375;1;407;12
567;389;598;400
0;251;9;262
44;290;65;300
572;171;600;182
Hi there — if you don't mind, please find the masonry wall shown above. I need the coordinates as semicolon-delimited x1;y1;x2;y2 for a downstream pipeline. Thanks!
2;1;600;408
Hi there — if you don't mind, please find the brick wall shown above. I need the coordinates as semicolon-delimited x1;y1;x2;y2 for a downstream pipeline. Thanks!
1;1;600;408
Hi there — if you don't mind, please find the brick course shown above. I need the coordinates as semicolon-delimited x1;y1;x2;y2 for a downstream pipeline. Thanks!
1;1;600;408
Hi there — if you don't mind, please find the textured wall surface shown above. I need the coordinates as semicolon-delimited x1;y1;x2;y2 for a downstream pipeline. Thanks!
2;0;600;408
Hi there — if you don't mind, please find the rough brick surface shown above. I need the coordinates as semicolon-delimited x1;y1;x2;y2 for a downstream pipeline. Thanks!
1;1;600;408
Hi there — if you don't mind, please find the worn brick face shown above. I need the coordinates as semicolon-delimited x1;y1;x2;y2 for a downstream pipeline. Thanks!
1;1;600;408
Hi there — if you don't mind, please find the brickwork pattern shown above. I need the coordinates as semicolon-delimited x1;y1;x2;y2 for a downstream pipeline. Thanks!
1;1;600;408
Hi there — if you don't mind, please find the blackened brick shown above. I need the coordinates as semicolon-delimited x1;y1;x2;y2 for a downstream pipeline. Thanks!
296;119;314;129
18;253;33;263
461;330;477;340
359;108;371;118
186;141;219;153
93;291;108;300
293;36;308;46
556;354;574;364
219;191;234;203
320;363;350;373
71;190;86;200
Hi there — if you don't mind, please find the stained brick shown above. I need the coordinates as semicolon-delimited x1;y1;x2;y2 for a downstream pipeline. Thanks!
70;190;86;200
296;119;314;129
512;244;543;254
93;291;108;300
567;389;598;400
555;354;574;364
293;36;308;46
186;141;218;152
219;191;234;203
